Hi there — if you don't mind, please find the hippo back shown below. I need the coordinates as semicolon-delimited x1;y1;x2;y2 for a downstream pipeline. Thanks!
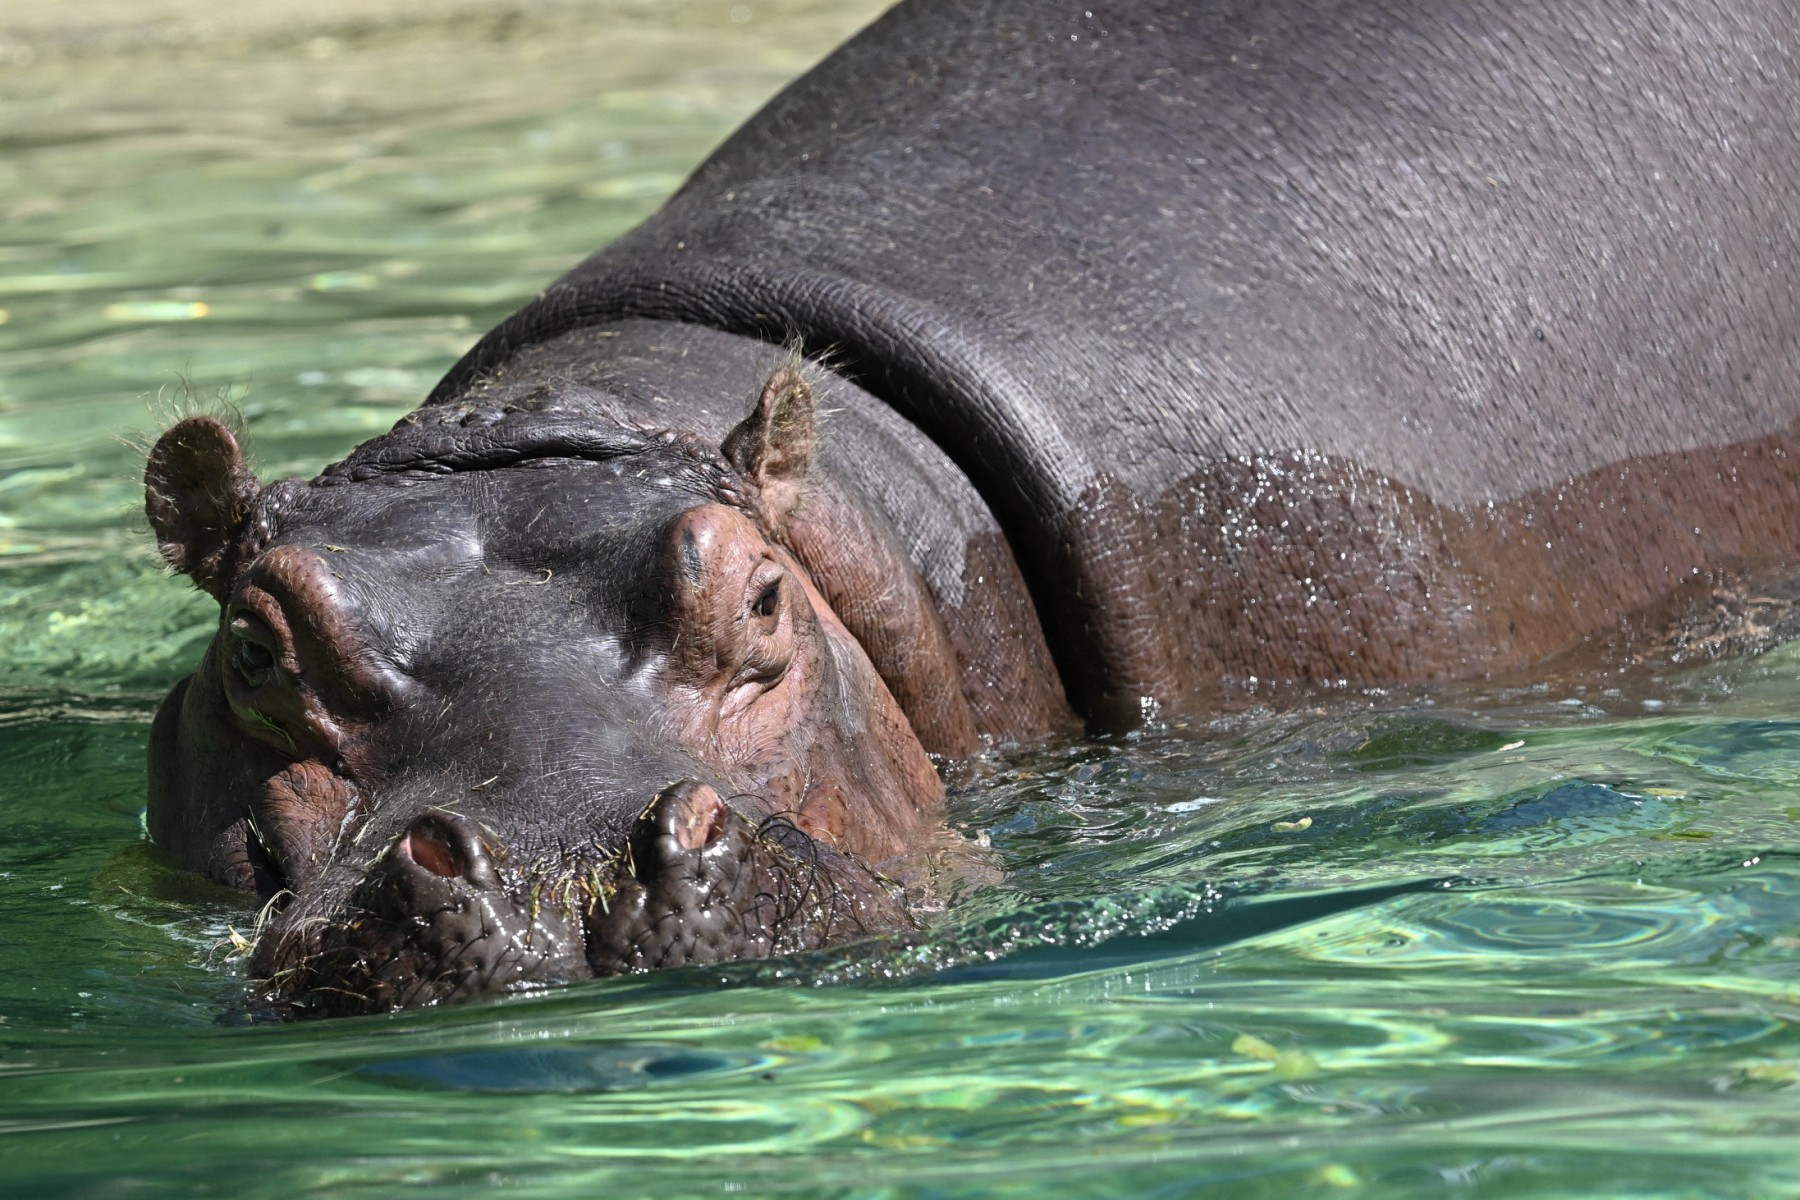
434;0;1799;719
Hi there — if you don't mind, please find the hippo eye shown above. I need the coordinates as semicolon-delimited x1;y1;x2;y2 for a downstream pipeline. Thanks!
236;639;274;674
229;615;279;684
751;578;781;619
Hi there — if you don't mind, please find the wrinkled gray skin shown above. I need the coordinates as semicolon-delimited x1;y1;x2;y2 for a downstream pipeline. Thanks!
147;0;1796;1015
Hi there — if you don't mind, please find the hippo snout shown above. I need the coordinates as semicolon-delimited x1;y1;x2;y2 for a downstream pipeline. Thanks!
250;783;918;1017
587;780;919;976
250;807;585;1017
589;781;795;974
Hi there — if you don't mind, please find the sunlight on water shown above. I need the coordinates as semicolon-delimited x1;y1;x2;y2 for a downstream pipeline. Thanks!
0;2;1794;1197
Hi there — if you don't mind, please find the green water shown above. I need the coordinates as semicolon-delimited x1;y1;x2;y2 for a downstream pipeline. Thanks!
1;3;1795;1196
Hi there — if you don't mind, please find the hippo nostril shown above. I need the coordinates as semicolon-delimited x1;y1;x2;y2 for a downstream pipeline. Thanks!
628;782;730;882
392;811;507;887
664;782;727;851
398;821;464;878
246;830;289;899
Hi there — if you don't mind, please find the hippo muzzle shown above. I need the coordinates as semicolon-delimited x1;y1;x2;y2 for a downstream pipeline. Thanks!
250;785;909;1017
145;372;942;1015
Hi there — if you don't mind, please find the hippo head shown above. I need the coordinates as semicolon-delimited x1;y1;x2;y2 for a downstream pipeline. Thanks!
143;368;940;1015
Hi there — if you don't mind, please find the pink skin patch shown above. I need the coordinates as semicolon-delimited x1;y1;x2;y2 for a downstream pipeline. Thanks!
398;824;463;878
672;784;727;851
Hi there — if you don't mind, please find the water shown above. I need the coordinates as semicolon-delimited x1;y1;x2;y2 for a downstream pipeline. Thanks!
1;3;1795;1196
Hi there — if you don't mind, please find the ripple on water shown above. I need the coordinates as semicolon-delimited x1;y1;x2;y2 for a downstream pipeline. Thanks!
355;1042;767;1094
1247;863;1794;978
1641;718;1800;782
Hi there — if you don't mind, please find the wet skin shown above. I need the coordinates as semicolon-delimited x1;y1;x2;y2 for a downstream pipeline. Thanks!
144;0;1796;1014
147;388;938;1015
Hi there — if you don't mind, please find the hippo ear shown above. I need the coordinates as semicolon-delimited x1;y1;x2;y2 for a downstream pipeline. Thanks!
144;416;261;601
722;365;815;525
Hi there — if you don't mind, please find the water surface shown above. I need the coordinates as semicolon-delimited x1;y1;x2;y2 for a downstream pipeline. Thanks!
0;3;1794;1196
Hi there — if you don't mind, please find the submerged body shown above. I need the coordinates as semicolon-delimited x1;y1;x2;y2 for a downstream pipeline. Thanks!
145;0;1796;1014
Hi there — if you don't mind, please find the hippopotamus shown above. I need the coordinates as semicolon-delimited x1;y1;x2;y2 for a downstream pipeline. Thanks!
143;0;1796;1015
